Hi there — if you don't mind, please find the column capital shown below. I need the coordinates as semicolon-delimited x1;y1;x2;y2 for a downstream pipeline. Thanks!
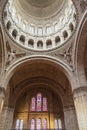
63;105;75;111
73;87;87;99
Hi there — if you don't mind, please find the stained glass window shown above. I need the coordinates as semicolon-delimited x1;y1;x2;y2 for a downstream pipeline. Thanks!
31;97;35;111
43;97;47;111
43;118;47;130
37;93;41;111
31;93;48;112
19;120;23;130
15;119;23;130
58;119;62;129
37;118;41;130
55;119;62;129
15;119;20;130
30;119;35;130
54;119;58;130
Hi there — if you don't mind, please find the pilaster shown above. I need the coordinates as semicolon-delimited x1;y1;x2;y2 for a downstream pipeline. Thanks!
73;87;87;130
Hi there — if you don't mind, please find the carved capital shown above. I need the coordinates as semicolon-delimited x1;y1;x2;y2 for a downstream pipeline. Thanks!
73;87;87;99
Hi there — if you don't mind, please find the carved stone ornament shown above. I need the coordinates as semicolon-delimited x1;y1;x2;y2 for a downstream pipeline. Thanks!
80;0;87;12
55;45;73;68
6;41;26;66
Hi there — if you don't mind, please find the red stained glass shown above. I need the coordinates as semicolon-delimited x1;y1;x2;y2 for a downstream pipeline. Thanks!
31;97;35;111
43;97;47;111
37;93;41;111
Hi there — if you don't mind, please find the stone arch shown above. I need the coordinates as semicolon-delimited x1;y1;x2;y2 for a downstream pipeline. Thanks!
0;22;5;86
28;39;34;48
4;55;76;91
4;56;78;130
19;35;25;44
6;21;11;31
74;11;87;86
10;77;68;108
37;40;43;49
12;29;18;39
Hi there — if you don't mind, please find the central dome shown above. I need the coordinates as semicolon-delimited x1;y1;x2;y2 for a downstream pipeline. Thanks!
26;0;54;7
4;0;77;51
14;0;64;18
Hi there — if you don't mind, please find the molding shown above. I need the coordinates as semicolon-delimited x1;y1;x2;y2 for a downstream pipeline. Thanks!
73;86;87;99
73;86;87;93
63;105;75;111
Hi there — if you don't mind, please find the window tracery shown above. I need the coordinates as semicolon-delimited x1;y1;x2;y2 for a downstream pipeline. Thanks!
31;93;47;112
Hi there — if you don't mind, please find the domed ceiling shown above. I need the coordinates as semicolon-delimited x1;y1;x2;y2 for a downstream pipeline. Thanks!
25;0;55;7
14;0;64;18
3;0;77;51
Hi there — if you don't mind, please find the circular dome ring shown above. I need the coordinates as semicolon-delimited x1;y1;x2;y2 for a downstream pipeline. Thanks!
3;0;77;51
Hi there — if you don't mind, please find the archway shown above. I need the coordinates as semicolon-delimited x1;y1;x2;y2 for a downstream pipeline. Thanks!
74;11;87;86
0;22;6;114
73;10;87;130
0;57;78;130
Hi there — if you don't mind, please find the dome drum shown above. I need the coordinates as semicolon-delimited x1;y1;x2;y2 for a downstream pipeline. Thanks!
3;0;77;51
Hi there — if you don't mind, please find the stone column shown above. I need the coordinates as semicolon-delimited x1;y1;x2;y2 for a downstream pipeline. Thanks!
4;107;14;130
0;87;5;114
0;86;14;130
73;87;87;130
0;106;14;130
64;106;79;130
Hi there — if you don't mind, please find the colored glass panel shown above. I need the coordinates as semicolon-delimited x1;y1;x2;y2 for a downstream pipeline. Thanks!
55;119;58;130
43;97;47;111
31;97;35;111
30;119;35;130
37;118;41;130
58;119;62;129
20;120;23;130
15;119;20;130
37;93;41;111
43;118;47;130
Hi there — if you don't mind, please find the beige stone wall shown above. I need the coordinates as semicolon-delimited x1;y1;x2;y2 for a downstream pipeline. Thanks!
12;90;64;129
73;87;87;130
0;107;14;130
64;107;79;130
